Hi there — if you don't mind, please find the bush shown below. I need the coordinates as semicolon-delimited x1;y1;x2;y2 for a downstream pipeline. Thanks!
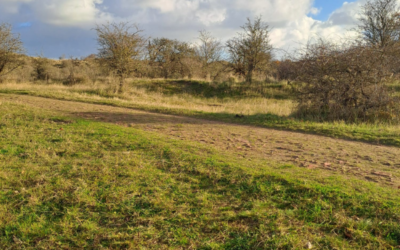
227;76;237;84
291;40;400;123
32;56;52;82
275;59;296;81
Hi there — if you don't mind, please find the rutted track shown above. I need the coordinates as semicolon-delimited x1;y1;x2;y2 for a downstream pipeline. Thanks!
2;94;400;187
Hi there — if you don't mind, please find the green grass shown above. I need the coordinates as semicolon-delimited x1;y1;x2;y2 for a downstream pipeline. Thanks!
131;79;292;100
1;102;400;249
389;82;400;97
2;84;400;148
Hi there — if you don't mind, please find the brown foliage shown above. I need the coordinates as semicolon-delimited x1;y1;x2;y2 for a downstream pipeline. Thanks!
291;40;400;122
32;56;52;83
147;38;196;79
274;59;296;81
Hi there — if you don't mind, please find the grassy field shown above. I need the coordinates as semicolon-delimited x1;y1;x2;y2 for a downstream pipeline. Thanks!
1;101;400;249
1;80;400;147
0;80;294;116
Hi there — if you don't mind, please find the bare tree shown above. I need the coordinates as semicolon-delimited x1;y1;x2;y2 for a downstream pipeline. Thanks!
357;0;400;48
147;38;196;79
95;22;145;92
226;16;272;84
196;30;225;80
0;23;25;77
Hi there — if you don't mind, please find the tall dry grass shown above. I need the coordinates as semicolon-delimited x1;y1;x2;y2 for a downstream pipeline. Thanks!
0;81;294;117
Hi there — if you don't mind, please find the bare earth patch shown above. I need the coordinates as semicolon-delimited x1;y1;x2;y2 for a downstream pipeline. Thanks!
2;94;399;187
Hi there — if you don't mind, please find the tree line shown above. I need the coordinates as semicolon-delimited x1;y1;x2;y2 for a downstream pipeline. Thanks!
1;0;400;122
0;16;272;90
94;16;273;92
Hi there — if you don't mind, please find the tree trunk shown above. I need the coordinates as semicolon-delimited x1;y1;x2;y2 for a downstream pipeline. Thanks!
163;70;169;79
119;77;124;93
246;69;253;84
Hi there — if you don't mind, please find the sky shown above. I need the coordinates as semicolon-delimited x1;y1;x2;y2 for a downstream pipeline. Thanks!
0;0;373;59
312;0;357;21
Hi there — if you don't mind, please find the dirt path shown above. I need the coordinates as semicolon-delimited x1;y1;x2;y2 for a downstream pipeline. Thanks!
2;94;400;187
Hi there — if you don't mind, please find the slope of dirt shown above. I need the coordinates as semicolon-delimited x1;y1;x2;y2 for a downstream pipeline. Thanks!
2;94;399;187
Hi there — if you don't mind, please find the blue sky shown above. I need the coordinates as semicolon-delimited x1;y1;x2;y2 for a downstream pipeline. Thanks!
312;0;358;20
0;0;364;58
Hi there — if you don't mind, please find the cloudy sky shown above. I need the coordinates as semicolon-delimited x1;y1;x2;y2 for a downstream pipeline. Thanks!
0;0;369;58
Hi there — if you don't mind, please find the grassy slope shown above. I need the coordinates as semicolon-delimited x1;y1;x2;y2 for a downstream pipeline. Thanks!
1;80;399;147
1;102;400;249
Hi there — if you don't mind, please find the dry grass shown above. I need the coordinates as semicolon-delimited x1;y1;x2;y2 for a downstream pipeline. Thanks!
0;81;294;117
2;80;400;147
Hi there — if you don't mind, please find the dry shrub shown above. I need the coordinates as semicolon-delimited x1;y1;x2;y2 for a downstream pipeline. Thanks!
227;76;238;84
32;56;53;83
275;59;296;81
61;59;89;86
291;40;400;123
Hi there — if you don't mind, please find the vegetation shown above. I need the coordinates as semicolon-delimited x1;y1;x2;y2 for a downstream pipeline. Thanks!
226;17;273;84
1;102;400;249
147;38;197;79
1;1;400;248
1;80;400;148
95;22;146;93
0;23;24;77
32;55;52;83
290;39;400;123
196;30;226;81
272;0;400;123
2;2;400;124
357;0;400;48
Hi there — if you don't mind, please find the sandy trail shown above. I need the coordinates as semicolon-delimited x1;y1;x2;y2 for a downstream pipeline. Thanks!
2;94;399;187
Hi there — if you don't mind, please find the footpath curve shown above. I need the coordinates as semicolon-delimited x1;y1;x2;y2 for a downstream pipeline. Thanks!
2;93;399;187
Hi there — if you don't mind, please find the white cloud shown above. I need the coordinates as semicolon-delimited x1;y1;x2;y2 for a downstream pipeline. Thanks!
269;1;361;58
234;0;314;21
196;8;227;26
35;0;112;26
134;0;179;13
0;0;373;58
0;0;112;27
309;7;321;15
326;1;362;26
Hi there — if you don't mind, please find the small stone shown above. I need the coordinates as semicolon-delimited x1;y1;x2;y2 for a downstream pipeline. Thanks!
306;242;313;249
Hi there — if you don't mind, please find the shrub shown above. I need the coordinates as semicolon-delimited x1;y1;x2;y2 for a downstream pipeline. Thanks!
291;40;400;123
32;56;52;83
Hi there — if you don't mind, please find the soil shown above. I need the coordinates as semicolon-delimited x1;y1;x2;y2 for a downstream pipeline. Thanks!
2;94;400;187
